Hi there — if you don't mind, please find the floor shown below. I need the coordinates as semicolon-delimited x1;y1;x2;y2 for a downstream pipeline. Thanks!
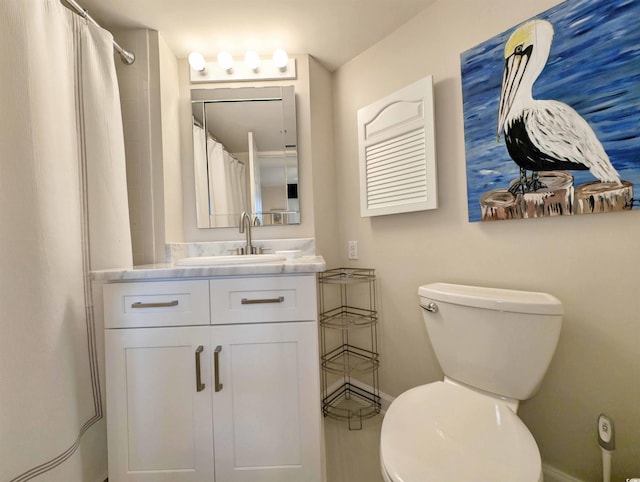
324;414;385;482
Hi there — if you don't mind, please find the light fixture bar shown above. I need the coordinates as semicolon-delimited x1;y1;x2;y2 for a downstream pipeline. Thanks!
190;58;297;83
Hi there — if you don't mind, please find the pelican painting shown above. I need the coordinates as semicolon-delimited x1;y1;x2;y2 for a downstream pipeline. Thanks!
497;19;621;195
460;0;640;222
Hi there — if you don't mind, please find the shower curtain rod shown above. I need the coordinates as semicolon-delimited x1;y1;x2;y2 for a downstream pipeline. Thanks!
63;0;135;64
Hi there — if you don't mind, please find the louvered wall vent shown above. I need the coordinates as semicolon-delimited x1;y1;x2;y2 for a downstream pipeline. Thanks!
357;76;437;217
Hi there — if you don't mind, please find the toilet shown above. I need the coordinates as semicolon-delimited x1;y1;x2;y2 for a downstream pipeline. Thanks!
380;282;563;482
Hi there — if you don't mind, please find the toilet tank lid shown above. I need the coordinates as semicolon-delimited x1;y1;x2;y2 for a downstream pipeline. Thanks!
419;282;563;315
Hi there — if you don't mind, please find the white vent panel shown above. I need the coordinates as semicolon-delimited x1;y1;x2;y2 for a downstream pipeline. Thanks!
365;129;427;209
357;76;437;217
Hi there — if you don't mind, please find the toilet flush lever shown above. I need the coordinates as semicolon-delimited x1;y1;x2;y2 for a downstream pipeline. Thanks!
422;302;439;313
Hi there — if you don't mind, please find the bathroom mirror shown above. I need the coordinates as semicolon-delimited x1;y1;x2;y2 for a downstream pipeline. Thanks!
191;85;299;228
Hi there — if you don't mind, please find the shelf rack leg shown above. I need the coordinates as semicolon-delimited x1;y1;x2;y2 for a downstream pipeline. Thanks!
348;407;363;431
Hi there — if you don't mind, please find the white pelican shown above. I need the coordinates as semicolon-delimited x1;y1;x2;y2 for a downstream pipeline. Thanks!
497;19;621;194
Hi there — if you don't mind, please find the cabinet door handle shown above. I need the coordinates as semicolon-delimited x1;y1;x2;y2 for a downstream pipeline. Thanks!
214;345;223;392
131;300;179;309
195;345;205;392
240;296;284;305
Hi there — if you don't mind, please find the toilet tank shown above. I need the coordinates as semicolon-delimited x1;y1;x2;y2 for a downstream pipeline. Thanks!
419;282;563;401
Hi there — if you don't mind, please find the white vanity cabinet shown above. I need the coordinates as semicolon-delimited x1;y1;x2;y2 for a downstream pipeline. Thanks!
105;324;215;482
104;274;323;482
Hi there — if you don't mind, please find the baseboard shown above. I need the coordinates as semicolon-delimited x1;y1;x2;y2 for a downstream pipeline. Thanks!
375;384;395;413
542;463;585;482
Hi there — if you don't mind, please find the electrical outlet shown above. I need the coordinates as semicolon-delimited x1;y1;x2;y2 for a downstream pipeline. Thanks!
348;240;358;260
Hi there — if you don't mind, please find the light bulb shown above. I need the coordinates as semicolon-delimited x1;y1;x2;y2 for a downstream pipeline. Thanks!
244;51;260;71
188;52;206;72
272;48;289;70
217;51;234;72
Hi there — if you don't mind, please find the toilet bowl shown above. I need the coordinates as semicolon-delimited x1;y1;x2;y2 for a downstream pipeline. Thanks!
380;283;562;482
380;381;542;481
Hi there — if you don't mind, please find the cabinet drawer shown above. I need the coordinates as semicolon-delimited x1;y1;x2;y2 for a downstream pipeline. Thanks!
210;275;317;324
104;280;210;328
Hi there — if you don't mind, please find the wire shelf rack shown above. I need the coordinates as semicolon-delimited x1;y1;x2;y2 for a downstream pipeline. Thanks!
318;267;380;430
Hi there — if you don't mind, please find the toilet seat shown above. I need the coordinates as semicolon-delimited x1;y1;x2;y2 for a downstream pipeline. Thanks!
380;381;542;482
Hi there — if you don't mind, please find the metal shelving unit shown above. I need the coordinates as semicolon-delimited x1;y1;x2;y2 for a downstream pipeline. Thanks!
318;268;380;430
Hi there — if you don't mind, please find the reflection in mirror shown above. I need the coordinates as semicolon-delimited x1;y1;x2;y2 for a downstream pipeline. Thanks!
191;86;299;229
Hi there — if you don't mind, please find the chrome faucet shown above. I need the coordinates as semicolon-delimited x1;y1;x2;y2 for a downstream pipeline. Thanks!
239;211;253;255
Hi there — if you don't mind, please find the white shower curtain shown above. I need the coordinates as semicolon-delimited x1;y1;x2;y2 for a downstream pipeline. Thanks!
206;136;247;227
226;150;248;223
0;1;132;481
193;123;247;227
193;123;210;226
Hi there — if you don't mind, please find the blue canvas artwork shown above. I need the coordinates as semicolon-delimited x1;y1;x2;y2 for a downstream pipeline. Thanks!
461;0;640;222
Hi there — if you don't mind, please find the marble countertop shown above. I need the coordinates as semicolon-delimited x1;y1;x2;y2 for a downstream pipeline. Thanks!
92;255;326;282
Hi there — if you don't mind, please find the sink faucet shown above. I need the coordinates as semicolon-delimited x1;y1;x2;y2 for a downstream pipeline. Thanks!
239;211;253;255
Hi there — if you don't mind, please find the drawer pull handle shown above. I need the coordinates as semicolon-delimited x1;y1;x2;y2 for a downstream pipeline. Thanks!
131;300;179;309
214;345;223;392
195;345;205;392
240;296;285;305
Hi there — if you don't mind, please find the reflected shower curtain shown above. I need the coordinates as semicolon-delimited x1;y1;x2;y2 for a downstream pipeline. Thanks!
205;136;247;227
0;1;132;481
225;150;248;223
193;123;247;227
193;123;210;226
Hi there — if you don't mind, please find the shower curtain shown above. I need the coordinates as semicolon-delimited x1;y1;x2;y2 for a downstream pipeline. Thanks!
193;122;248;227
193;123;211;226
207;138;248;226
0;1;132;481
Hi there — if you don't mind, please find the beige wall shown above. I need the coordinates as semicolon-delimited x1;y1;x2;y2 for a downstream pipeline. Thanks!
158;35;184;244
309;56;340;268
332;0;640;479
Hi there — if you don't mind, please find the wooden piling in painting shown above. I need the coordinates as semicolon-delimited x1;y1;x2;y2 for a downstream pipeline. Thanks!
480;171;634;221
479;190;522;220
480;171;574;221
574;180;634;214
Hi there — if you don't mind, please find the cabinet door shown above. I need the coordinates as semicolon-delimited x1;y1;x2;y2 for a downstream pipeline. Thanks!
212;321;323;482
105;327;214;482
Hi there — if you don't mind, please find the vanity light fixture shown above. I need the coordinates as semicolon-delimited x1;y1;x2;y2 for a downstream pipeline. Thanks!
217;51;234;72
188;51;207;72
244;50;261;72
272;48;289;70
189;49;297;83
